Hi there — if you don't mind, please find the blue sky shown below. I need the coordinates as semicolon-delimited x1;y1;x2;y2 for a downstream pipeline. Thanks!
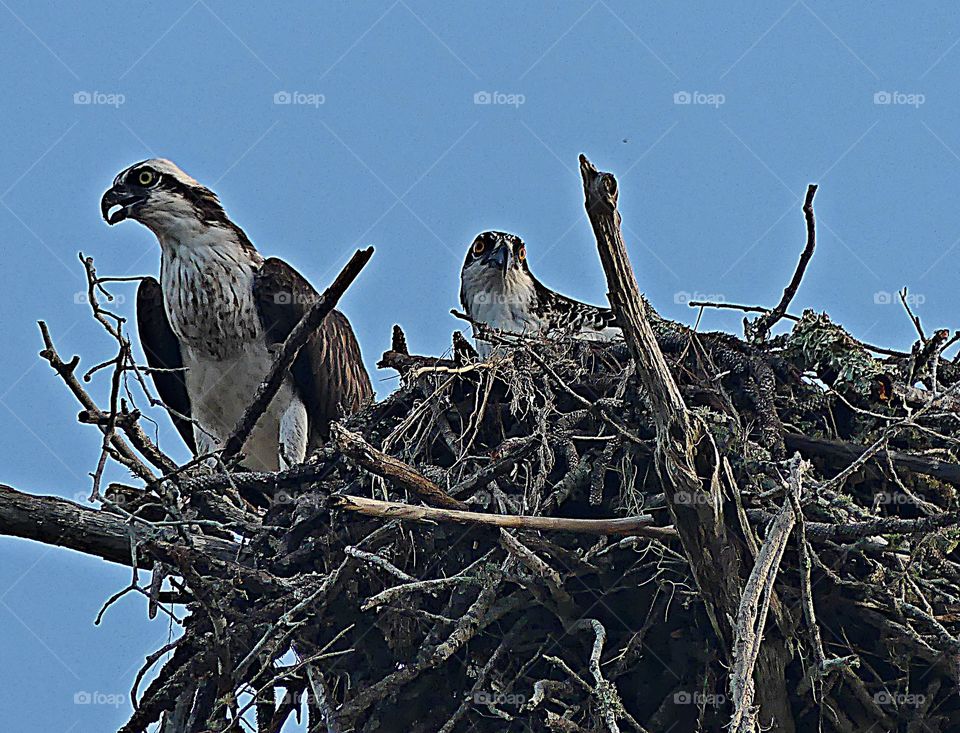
1;2;959;730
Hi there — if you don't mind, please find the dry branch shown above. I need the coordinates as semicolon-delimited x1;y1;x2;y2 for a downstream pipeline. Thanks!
580;153;746;656
331;494;666;537
0;483;238;566
331;423;467;510
751;184;818;340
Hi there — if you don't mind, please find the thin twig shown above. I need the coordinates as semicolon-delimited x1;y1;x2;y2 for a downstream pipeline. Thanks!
752;184;818;340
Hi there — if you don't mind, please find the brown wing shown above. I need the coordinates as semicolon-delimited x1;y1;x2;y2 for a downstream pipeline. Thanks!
254;257;373;451
136;278;196;453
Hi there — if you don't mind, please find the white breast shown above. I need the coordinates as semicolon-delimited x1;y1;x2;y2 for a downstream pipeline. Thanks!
462;267;541;357
160;234;306;470
180;342;305;471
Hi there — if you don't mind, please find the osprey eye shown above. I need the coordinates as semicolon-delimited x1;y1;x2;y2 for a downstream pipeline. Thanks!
138;170;156;186
472;240;486;255
517;246;526;262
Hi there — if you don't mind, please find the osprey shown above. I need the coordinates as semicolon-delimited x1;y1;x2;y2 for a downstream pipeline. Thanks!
459;231;621;357
101;159;372;471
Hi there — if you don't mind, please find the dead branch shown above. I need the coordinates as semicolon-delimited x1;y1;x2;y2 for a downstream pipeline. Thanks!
0;483;239;566
38;321;156;482
751;184;818;341
331;423;467;510
580;153;746;657
331;494;667;537
729;459;803;732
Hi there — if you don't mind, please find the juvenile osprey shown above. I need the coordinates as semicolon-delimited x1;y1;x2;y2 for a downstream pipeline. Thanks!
101;159;372;471
459;231;621;357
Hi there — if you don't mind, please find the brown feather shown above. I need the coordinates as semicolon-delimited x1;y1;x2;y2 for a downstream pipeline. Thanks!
136;278;197;453
254;258;373;451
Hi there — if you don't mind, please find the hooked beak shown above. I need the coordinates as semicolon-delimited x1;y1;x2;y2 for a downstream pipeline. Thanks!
100;185;145;225
488;243;513;275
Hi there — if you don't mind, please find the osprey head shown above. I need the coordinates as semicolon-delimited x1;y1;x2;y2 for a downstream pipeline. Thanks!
462;231;528;277
459;231;534;315
100;159;224;233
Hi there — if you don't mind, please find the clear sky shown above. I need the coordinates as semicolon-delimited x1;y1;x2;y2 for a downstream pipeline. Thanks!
1;2;959;731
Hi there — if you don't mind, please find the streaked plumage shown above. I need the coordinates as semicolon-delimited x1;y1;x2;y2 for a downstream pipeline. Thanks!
101;159;372;471
459;231;621;357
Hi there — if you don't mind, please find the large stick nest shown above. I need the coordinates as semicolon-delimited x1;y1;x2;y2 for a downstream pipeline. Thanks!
25;165;960;733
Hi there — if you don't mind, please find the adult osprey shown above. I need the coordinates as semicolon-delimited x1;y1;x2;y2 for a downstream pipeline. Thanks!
459;231;621;357
101;159;372;471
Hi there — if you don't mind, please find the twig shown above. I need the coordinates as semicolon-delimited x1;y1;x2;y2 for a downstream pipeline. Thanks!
78;407;178;474
38;321;155;482
344;545;416;582
899;287;926;342
728;459;803;733
688;301;800;322
331;423;467;510
784;432;960;486
752;184;818;340
331;494;669;537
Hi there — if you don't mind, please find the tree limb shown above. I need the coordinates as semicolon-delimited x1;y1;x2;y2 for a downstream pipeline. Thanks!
0;483;240;567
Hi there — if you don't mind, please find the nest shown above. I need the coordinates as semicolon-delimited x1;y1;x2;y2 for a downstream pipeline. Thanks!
83;303;958;733
20;157;960;733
